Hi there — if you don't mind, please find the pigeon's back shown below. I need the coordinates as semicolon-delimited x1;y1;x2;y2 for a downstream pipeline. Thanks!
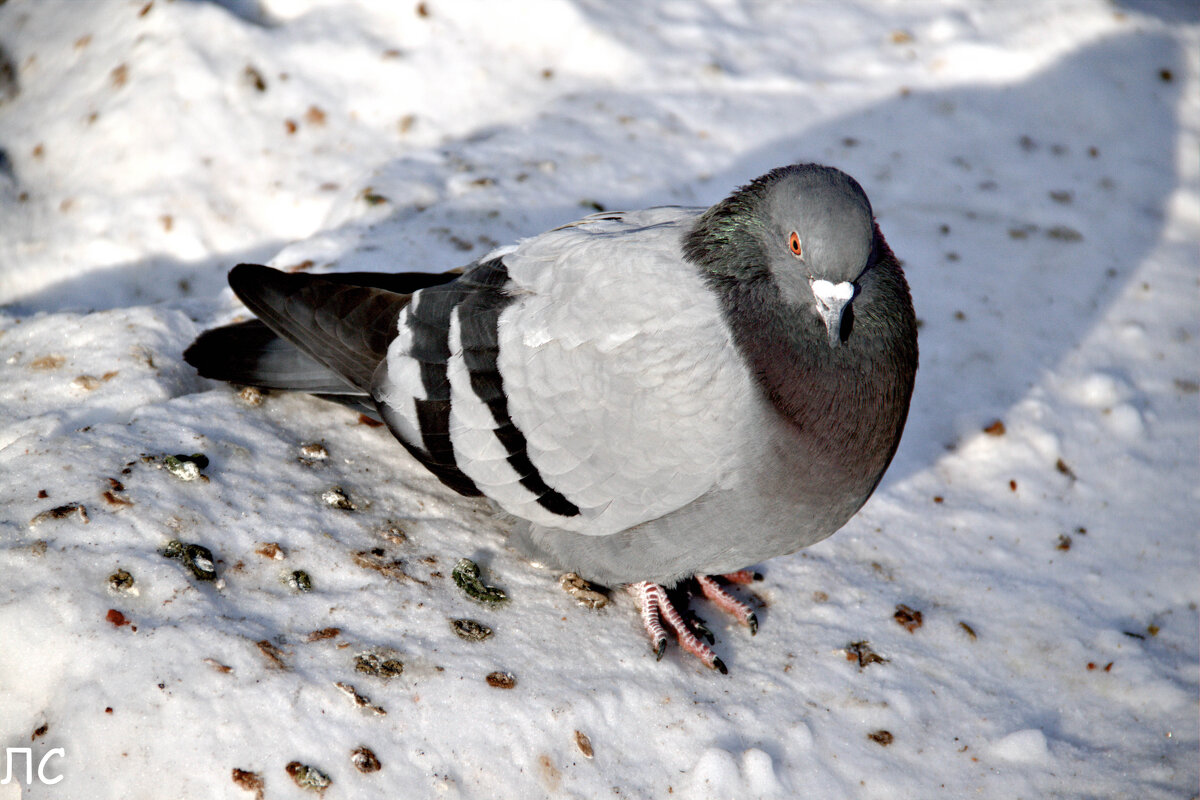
374;207;760;541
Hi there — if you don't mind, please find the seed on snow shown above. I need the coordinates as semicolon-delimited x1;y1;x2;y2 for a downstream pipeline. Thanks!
452;558;508;605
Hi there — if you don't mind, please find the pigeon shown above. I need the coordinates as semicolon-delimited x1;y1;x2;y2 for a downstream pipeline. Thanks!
184;163;918;672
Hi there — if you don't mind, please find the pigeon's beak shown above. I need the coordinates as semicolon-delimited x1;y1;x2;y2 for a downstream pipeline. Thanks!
811;279;855;348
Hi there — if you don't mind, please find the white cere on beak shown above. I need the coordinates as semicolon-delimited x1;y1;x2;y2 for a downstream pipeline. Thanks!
811;279;855;347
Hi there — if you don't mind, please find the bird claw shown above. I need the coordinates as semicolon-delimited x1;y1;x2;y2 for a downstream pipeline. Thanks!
652;637;667;662
628;575;760;672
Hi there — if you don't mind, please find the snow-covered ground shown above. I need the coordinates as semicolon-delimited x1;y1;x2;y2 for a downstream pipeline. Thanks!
1;0;1196;797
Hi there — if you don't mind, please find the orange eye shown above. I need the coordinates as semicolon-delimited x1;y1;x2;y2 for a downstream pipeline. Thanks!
788;231;803;257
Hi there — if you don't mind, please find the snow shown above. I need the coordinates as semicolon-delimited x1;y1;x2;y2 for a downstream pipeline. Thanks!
0;0;1196;797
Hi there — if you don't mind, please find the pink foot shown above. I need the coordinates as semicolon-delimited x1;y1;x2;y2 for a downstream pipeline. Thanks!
720;569;762;585
696;575;759;635
628;574;762;672
628;581;726;673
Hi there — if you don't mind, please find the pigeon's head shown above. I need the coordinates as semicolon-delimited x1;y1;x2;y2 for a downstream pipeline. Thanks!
686;164;877;348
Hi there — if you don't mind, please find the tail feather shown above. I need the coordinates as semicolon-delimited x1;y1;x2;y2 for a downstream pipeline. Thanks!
184;318;356;392
184;264;459;396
